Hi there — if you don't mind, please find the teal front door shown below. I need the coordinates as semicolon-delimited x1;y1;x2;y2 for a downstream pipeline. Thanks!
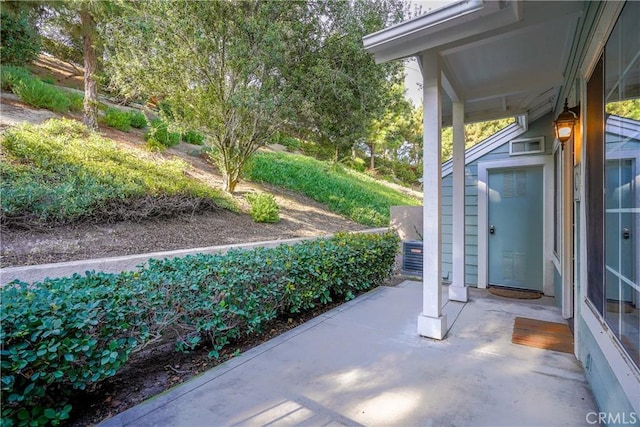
488;167;544;290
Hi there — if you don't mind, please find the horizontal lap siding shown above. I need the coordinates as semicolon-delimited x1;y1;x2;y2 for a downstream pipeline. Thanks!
442;175;453;280
441;133;510;286
441;114;554;286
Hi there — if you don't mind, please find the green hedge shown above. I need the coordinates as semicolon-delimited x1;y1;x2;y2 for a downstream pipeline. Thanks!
0;231;399;426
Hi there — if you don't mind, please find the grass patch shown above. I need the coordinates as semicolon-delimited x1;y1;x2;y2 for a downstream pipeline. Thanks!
244;152;420;226
1;65;85;113
0;65;32;91
0;119;236;227
12;78;70;112
102;107;131;132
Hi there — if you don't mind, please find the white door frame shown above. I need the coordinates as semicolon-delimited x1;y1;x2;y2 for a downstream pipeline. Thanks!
477;155;554;295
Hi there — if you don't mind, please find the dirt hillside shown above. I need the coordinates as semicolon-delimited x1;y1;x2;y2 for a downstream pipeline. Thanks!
0;94;367;267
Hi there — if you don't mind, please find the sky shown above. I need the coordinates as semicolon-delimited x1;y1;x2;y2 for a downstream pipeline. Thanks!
402;1;457;106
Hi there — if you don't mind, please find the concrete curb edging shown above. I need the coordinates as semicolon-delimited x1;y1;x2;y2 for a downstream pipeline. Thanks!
0;228;389;285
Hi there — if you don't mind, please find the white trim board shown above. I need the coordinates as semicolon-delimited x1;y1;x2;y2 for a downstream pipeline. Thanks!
477;155;554;295
581;299;640;415
441;117;528;177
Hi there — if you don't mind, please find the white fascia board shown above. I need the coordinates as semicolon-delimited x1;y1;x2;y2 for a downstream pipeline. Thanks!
441;117;527;177
363;0;516;64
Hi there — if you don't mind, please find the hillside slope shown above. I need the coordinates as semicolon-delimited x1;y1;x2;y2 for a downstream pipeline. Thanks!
0;100;368;267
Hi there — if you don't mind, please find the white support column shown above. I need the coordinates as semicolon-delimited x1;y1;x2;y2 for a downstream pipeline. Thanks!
417;51;447;340
449;101;469;302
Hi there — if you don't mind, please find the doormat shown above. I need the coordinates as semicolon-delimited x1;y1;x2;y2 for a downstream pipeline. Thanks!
488;286;542;299
512;317;574;354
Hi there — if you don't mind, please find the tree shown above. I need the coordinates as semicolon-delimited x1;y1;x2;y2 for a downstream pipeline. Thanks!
441;117;515;161
0;2;42;65
37;1;118;129
80;2;98;129
363;83;413;170
105;0;305;193
283;0;406;162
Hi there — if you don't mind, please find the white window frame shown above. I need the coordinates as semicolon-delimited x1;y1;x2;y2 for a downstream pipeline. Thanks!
509;136;545;156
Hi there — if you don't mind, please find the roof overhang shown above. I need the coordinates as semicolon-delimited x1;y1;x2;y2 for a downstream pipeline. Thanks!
363;0;586;126
363;0;520;64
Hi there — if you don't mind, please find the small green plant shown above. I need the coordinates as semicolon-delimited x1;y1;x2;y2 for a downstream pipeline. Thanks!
344;157;367;173
182;130;204;145
0;65;32;91
145;137;166;152
128;110;147;129
12;78;70;112
40;75;55;84
280;136;301;152
245;192;280;223
66;92;84;113
102;108;131;132
144;118;180;148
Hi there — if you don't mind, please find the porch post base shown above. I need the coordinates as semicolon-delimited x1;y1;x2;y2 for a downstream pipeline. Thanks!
448;284;469;302
417;313;447;340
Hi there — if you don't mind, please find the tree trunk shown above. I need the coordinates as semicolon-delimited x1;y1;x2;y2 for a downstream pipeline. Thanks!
368;143;375;170
81;5;98;130
224;175;238;193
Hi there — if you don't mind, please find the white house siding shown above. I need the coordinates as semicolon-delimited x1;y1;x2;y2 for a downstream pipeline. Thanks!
441;114;555;286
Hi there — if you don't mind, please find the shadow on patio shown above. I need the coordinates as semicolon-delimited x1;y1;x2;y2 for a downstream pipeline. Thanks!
100;281;596;427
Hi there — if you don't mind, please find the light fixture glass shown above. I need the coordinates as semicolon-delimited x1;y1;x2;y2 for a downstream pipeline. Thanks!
553;98;579;148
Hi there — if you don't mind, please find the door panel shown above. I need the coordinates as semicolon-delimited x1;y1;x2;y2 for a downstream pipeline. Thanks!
488;167;544;290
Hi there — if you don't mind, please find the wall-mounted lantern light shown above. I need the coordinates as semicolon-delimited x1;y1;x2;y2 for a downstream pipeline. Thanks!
553;98;580;149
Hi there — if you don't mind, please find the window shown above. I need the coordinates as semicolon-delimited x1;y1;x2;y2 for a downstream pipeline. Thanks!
510;137;545;156
586;1;640;367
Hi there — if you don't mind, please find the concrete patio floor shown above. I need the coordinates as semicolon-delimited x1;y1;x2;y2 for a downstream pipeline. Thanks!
100;281;597;427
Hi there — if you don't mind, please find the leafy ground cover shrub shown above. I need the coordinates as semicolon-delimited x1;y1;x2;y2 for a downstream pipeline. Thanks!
0;66;32;91
246;192;280;223
144;118;180;149
0;119;235;227
128;110;147;129
0;231;399;426
12;78;70;112
102;108;131;132
244;152;420;226
1;66;84;114
66;92;84;113
0;273;151;426
40;75;55;85
182;130;204;145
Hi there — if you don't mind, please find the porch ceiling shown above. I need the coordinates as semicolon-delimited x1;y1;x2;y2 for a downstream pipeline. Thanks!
363;0;585;125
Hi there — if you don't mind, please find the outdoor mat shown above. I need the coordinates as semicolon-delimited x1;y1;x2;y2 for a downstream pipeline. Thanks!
512;317;574;354
488;286;542;299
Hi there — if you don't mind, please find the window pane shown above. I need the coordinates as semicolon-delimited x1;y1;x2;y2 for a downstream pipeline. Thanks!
604;1;640;367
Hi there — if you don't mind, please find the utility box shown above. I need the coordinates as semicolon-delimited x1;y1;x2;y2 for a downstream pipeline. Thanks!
402;240;423;276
